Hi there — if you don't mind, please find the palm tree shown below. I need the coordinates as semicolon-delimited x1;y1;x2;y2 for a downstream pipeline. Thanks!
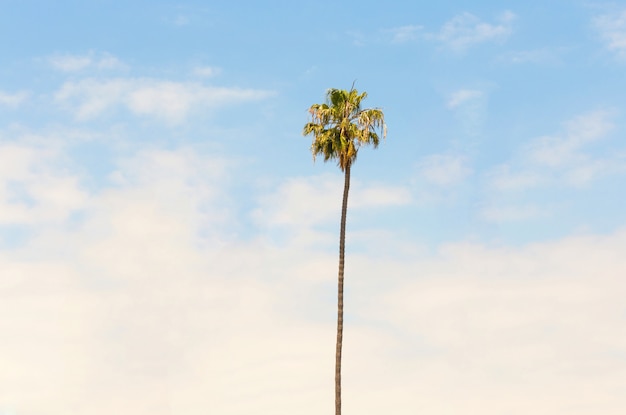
303;86;386;415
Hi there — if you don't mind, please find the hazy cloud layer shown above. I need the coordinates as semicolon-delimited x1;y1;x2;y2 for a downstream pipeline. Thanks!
1;142;625;414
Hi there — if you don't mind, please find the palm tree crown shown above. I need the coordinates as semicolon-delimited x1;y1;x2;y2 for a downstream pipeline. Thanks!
303;87;386;170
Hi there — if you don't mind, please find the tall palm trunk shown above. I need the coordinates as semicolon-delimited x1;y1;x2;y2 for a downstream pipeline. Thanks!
336;161;351;415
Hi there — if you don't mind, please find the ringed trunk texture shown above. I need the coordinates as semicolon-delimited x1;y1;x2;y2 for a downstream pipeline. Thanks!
336;162;351;415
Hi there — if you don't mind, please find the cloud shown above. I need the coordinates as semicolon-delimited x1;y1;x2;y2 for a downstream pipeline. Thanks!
487;110;623;191
353;183;412;208
431;11;516;51
447;89;483;109
487;164;543;191
480;110;626;224
363;231;626;413
346;30;367;46
252;174;411;231
593;9;626;59
498;48;563;65
387;25;423;43
480;203;549;222
529;110;615;167
174;15;190;26
0;91;29;108
163;5;211;27
0;146;241;415
383;11;515;50
48;51;127;72
445;87;488;136
192;65;221;78
54;78;275;123
416;154;472;186
0;140;88;226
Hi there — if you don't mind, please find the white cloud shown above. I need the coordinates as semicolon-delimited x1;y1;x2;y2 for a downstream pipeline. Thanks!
527;111;626;186
346;30;366;47
50;54;92;72
174;15;190;26
0;91;29;108
480;203;549;222
252;174;411;231
192;65;221;78
487;110;622;191
362;231;626;414
528;110;614;168
593;9;626;59
416;154;472;185
445;87;488;137
498;48;562;65
447;89;483;109
482;110;626;223
352;183;412;207
387;25;423;43
487;164;543;191
48;51;127;72
0;141;88;226
432;11;516;51
54;78;275;123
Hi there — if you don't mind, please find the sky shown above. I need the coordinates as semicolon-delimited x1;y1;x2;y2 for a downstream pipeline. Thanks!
1;1;626;414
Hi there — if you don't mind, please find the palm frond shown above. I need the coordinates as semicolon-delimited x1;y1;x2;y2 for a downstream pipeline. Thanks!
303;87;386;171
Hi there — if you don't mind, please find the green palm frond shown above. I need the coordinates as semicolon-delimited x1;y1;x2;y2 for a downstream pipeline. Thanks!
302;87;386;171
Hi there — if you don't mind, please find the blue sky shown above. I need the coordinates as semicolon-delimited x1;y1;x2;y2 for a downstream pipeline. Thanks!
1;1;626;414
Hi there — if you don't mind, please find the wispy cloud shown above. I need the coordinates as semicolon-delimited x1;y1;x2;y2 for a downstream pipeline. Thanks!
487;110;624;191
446;87;488;136
163;5;210;27
487;164;543;191
431;11;516;51
387;25;423;43
174;15;190;26
528;110;615;169
0;90;30;108
498;48;563;65
346;30;367;46
54;78;275;123
352;183;413;208
482;110;625;223
192;65;221;78
593;9;626;59
384;11;515;50
416;154;472;186
252;174;411;236
447;89;483;109
48;51;127;72
480;203;549;222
